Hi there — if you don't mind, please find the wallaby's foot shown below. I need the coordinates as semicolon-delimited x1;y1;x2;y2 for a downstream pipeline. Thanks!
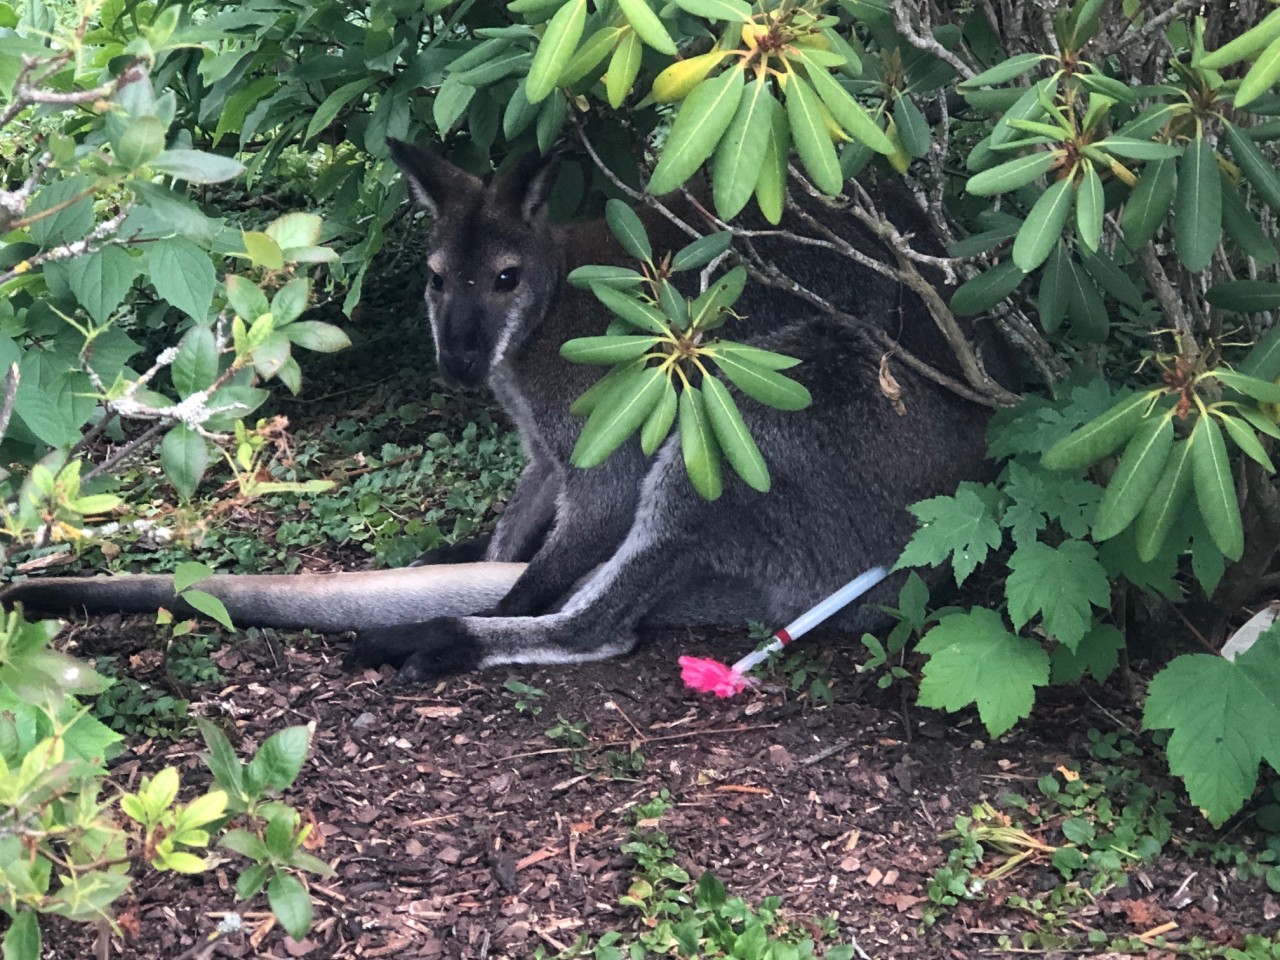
346;618;481;678
409;535;493;567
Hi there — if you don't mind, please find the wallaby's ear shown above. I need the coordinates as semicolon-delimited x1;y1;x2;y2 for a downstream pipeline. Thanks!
493;147;565;224
387;138;482;217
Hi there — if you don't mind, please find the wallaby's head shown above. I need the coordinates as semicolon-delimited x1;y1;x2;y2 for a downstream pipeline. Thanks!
387;140;563;387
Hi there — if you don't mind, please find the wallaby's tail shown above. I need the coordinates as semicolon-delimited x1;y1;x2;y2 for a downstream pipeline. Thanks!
0;563;528;632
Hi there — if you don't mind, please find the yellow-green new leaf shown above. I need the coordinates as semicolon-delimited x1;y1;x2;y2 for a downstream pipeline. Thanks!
679;385;723;499
1042;391;1156;471
616;0;676;54
649;67;745;195
1091;414;1173;541
607;30;643;108
560;26;624;86
785;73;843;195
709;350;812;410
1235;35;1280;108
1191;415;1244;561
702;374;770;491
526;0;588;103
572;364;667;467
1201;6;1280;68
1135;437;1195;562
1013;176;1075;272
712;79;773;219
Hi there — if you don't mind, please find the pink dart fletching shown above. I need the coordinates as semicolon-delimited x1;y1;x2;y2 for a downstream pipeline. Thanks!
678;656;754;697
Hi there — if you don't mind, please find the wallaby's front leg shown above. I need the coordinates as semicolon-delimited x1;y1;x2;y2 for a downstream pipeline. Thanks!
489;469;636;617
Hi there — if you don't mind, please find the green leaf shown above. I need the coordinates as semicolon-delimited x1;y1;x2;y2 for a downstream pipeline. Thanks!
990;78;1055;147
1213;369;1280;404
242;231;284;270
606;30;642;109
1219;412;1275;471
1144;625;1280;825
160;425;209;500
641;376;678;455
649;67;744;195
197;718;245;798
670;232;733;272
1135;436;1195;562
1005;539;1109;650
149;237;215;321
1235;35;1280;109
592;285;670;334
673;0;751;18
182;589;235;630
433;76;475;134
1121;156;1175;248
571;364;667;467
67;246;139;323
1050;623;1124;684
27;176;94;247
306;78;376;142
14;382;74;447
605;199;652;263
966;150;1060;197
712;79;773;219
708;349;811;410
1221;176;1280;265
1242;325;1280;382
785;73;843;195
1225;122;1280;214
2;910;40;960
267;873;313;941
560;335;660;365
1065;258;1108;343
151;149;245;184
893;94;930;158
615;0;676;54
1042;391;1155;471
1092;414;1174;541
248;726;310;792
679;384;723;499
1092;137;1180;160
1037;242;1071;332
958;52;1046;89
799;53;894;156
225;274;269;322
284;321;352;353
1013;176;1075;272
701;374;769;491
173;560;215;595
895;486;1003;586
711;342;801;370
950;259;1025;315
525;0;588;103
916;608;1050;737
567;266;646;289
754;94;789;223
1075;163;1103;252
272;278;311;326
1200;6;1280;69
1175;137;1222;272
1206;280;1280;313
1190;414;1243;561
1078;248;1145;309
114;114;166;169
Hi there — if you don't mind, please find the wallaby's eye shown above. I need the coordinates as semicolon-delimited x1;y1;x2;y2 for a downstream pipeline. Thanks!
429;271;445;292
495;267;521;292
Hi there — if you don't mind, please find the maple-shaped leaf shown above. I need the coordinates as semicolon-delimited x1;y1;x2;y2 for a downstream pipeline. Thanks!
916;608;1050;736
1006;539;1110;651
1001;459;1102;546
895;486;1003;586
989;380;1116;460
1050;623;1124;684
1144;624;1280;826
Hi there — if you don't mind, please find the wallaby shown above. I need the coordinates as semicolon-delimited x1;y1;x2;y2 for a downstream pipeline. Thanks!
2;142;999;681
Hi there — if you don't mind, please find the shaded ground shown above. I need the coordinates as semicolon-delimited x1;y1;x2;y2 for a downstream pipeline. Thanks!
45;615;1280;960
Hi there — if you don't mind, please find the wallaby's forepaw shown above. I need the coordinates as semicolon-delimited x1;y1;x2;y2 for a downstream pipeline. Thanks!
347;618;481;681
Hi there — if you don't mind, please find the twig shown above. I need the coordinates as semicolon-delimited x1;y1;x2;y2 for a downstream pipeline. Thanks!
889;0;976;80
480;722;782;766
0;210;130;285
800;739;855;766
81;422;167;483
0;363;18;446
1102;0;1199;55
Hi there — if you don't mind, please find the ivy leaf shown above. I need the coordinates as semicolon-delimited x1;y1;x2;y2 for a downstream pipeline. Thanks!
1144;624;1280;826
916;608;1051;737
895;486;1003;586
1005;539;1110;651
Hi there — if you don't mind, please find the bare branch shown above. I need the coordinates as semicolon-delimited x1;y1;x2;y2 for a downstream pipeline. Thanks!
0;210;130;285
890;0;976;80
1103;0;1198;55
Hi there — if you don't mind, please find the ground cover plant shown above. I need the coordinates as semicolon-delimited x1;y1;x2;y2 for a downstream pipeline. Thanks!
4;0;1280;954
